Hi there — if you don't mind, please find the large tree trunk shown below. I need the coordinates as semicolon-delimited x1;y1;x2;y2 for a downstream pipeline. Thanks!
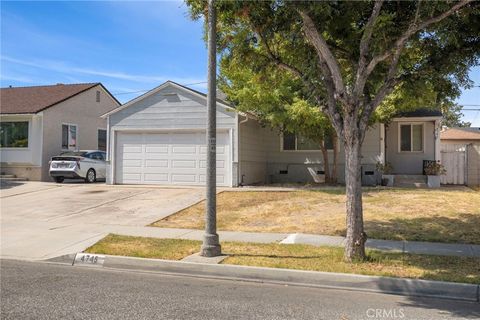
343;126;367;262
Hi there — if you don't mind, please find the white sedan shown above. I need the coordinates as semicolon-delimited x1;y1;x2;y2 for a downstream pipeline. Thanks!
49;150;107;183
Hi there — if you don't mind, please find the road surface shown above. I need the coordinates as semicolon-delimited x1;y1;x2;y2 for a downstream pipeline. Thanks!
1;260;479;320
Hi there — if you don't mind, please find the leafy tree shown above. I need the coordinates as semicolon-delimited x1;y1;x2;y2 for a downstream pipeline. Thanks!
441;101;472;127
219;63;339;182
187;0;480;261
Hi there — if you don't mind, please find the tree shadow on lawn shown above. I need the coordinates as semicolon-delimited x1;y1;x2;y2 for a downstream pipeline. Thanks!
364;213;480;244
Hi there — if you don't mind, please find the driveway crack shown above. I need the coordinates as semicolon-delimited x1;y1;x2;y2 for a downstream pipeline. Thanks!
46;190;154;222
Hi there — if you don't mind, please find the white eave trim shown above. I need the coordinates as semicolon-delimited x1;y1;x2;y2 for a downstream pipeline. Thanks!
101;81;234;118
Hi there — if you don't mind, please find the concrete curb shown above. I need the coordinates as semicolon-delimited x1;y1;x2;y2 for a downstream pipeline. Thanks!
47;253;479;303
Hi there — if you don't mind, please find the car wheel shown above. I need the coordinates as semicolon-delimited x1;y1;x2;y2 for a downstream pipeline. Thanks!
85;169;96;183
54;177;64;183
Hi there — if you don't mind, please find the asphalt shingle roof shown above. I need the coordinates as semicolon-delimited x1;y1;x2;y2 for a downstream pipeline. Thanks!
0;83;100;114
441;127;480;140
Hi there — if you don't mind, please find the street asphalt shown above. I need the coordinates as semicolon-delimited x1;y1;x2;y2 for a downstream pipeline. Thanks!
1;260;479;320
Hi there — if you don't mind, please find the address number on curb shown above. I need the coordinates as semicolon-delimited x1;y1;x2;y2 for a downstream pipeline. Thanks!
73;253;105;267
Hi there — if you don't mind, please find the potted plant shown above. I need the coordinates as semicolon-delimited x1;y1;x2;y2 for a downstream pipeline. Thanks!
376;161;394;187
424;161;446;188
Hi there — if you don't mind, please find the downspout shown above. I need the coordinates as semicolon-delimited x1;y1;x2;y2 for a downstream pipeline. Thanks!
238;114;249;186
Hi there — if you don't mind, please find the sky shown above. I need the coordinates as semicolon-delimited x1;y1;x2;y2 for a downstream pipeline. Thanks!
1;1;479;126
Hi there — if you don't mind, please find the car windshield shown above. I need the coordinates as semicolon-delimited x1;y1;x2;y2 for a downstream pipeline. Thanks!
59;151;87;157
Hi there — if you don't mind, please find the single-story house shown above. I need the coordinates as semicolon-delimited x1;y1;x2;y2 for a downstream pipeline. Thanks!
0;83;120;181
102;81;442;187
441;127;480;145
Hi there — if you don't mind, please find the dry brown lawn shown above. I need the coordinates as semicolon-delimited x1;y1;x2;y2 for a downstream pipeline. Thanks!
86;235;480;284
152;187;480;244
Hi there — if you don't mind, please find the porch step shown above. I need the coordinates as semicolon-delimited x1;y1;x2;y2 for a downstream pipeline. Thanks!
394;175;426;188
0;174;28;182
0;174;16;179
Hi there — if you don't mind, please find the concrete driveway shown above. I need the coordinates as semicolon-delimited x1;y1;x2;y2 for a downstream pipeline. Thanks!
1;181;205;260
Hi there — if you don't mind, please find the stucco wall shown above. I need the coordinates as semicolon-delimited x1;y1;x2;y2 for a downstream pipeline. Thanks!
385;120;436;174
0;114;43;165
41;85;118;181
1;114;43;180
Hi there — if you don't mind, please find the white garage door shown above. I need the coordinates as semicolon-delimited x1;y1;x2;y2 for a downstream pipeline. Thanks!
115;131;231;186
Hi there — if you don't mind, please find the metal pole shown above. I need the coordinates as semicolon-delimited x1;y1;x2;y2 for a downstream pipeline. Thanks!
201;0;221;257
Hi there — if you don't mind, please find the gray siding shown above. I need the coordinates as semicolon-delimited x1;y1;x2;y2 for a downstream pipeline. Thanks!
263;124;381;183
385;120;436;174
109;86;236;129
238;118;267;185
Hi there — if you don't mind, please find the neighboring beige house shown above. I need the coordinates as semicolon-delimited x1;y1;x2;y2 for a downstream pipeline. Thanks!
440;127;480;145
0;83;120;181
102;81;442;187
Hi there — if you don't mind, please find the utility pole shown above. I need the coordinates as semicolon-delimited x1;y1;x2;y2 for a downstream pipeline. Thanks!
201;0;221;257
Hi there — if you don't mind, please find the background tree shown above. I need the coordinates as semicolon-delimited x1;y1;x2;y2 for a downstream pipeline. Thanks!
220;63;339;183
187;0;480;261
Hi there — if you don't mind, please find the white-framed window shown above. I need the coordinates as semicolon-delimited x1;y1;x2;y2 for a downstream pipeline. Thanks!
62;124;77;150
97;129;107;151
0;121;29;148
281;132;334;152
399;123;423;152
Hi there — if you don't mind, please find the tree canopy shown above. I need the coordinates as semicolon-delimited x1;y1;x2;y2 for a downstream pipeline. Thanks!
186;0;480;261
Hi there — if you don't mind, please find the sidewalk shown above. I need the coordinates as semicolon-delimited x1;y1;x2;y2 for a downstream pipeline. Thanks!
105;225;480;258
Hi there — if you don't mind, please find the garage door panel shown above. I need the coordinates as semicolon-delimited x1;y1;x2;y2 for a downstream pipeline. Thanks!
172;146;197;154
122;166;144;174
123;145;142;153
144;153;169;160
145;145;168;153
116;131;230;186
123;173;142;181
144;173;168;182
172;174;197;183
145;159;168;167
171;160;196;168
123;159;142;167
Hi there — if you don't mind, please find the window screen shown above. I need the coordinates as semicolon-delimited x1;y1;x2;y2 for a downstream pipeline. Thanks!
400;125;411;152
283;132;296;150
98;129;107;151
412;125;423;151
0;121;29;148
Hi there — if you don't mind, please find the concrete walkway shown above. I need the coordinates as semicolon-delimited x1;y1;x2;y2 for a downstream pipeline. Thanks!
108;226;480;258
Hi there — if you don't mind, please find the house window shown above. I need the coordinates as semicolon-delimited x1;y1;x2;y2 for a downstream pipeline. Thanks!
98;129;107;151
281;132;334;151
0;121;29;148
399;123;423;152
62;124;77;150
96;90;101;103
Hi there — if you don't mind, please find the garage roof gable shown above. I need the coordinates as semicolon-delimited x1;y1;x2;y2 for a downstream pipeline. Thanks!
101;81;233;118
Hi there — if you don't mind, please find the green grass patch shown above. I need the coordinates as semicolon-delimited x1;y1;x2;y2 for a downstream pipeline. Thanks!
85;234;480;284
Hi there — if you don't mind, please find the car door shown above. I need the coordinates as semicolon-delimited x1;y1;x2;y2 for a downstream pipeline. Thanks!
96;152;107;178
83;152;99;177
